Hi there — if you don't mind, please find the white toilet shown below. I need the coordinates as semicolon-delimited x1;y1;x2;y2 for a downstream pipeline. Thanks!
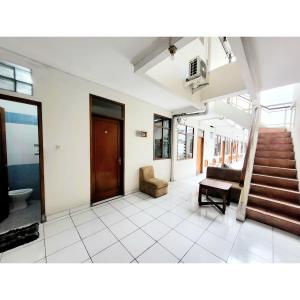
9;188;33;212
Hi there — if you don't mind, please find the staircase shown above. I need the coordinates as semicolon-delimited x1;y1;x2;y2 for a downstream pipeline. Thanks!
246;127;300;236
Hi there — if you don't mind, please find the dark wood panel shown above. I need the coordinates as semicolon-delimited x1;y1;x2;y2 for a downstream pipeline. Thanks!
0;107;9;222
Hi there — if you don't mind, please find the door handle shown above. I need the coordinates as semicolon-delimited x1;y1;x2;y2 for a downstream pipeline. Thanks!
118;157;122;165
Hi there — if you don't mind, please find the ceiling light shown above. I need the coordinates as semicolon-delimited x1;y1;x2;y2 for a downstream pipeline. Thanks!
168;37;177;60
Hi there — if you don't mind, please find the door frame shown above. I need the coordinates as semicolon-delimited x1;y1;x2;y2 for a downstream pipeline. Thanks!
0;93;46;222
89;94;125;205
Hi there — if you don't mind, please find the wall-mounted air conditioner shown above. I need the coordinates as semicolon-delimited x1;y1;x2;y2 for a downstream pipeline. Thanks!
185;56;209;92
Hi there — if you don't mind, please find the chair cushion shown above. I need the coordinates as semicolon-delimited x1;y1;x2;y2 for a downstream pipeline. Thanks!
146;178;168;189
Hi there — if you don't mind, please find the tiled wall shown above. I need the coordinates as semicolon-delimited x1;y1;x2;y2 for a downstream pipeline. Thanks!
5;112;40;201
8;164;40;200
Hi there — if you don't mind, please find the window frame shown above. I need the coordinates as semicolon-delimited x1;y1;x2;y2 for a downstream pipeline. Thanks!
153;114;172;160
177;124;194;160
0;62;33;96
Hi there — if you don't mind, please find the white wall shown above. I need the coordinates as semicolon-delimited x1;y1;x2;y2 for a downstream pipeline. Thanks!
0;48;172;215
213;101;251;129
196;62;246;102
172;118;199;180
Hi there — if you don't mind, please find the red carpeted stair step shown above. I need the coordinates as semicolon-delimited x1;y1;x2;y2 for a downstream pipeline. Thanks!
251;173;299;190
248;194;300;220
258;137;292;144
256;144;294;152
250;183;300;204
246;207;300;236
254;157;296;168
258;132;291;138
247;128;300;235
259;128;286;133
253;165;297;179
255;150;294;159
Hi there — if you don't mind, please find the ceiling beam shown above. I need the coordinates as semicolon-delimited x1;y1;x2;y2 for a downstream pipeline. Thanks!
227;37;258;102
133;37;196;74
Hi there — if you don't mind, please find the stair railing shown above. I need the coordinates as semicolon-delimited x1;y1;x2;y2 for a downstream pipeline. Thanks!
236;105;261;222
260;101;295;129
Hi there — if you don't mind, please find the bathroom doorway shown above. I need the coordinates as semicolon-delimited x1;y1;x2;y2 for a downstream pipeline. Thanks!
0;94;45;234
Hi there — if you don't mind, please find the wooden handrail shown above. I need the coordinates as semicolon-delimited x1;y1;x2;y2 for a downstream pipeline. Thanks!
239;106;259;187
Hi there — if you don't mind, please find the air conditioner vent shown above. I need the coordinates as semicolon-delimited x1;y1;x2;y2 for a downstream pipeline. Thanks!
189;58;198;77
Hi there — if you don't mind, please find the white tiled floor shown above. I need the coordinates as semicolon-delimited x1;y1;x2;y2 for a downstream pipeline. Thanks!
1;174;300;263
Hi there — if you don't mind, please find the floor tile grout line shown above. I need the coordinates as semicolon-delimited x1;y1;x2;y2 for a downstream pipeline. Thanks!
81;191;223;262
2;182;260;263
225;219;244;263
45;237;82;259
93;202;161;260
42;224;47;263
89;211;137;262
69;215;93;263
1;187;185;255
229;220;274;263
179;209;225;263
45;209;101;240
90;195;183;261
113;197;185;260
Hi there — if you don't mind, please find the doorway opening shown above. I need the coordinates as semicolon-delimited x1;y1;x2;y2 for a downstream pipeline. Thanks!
196;129;204;174
0;94;45;234
90;94;125;204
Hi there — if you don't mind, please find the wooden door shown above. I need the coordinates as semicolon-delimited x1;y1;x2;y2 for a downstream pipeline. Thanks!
196;137;204;174
221;141;225;167
0;107;9;222
91;116;122;203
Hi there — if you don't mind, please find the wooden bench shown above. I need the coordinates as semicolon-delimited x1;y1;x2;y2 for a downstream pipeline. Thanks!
198;178;232;214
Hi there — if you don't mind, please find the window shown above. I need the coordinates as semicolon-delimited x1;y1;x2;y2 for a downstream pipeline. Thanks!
0;62;33;95
153;114;171;159
177;125;194;160
214;134;222;156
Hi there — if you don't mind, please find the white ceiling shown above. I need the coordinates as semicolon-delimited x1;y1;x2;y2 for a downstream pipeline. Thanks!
146;38;207;101
0;37;193;111
145;37;229;104
242;37;300;91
